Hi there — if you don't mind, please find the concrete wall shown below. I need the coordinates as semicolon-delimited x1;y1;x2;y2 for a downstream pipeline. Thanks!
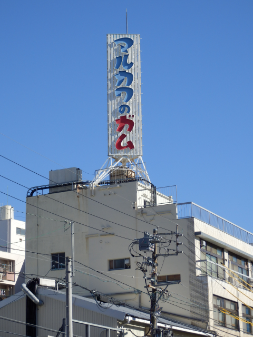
0;218;25;254
25;181;202;327
10;219;25;255
0;220;9;253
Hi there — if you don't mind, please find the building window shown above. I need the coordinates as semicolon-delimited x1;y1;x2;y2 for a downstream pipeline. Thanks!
16;228;25;236
228;253;248;283
109;258;130;270
0;286;13;299
200;240;224;279
213;295;239;330
51;253;65;270
0;259;13;273
157;274;181;283
242;305;253;334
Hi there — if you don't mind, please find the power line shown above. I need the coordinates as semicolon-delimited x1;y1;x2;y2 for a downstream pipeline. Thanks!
182;247;253;329
0;172;174;245
0;132;92;176
0;329;31;337
10;235;253;330
0;153;176;234
0;188;133;242
0;316;83;337
0;244;225;336
0;157;247;334
0;262;214;336
7;243;211;321
0;230;235;324
3;196;250;333
151;208;253;319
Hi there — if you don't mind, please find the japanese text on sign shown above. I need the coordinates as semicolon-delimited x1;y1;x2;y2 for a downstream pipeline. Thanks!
114;37;134;151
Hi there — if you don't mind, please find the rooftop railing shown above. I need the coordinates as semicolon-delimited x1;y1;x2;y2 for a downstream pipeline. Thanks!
156;185;177;204
177;202;253;245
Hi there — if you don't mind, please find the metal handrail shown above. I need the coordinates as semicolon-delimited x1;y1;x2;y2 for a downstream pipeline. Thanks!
73;319;124;336
178;202;249;232
27;177;151;197
177;202;253;244
196;259;253;284
157;185;177;203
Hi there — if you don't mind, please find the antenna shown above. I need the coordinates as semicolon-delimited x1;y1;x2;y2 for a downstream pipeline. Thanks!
126;9;128;34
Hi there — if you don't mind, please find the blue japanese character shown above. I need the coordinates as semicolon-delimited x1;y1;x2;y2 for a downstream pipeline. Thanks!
115;71;133;87
115;55;133;70
115;87;133;103
114;38;133;53
119;105;131;114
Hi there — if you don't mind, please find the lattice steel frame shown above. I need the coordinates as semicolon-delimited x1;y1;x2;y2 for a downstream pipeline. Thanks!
91;156;150;188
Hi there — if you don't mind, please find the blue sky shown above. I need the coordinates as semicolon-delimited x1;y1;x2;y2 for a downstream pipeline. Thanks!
0;1;252;232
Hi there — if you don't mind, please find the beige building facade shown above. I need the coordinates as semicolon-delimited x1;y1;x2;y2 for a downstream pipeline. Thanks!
25;168;253;336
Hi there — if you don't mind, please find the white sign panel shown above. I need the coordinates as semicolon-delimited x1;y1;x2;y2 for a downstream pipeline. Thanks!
107;34;142;159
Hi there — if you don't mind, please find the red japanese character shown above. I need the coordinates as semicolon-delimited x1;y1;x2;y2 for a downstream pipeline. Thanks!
115;134;134;150
115;115;134;132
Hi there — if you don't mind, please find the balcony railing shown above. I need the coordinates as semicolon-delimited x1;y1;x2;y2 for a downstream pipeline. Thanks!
156;185;177;205
0;272;15;282
137;184;177;209
177;202;253;244
196;259;253;289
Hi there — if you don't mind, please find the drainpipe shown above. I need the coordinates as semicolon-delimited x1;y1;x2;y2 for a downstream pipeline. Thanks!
24;278;42;337
21;283;44;306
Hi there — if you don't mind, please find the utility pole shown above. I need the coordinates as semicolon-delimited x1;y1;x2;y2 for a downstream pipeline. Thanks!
151;228;158;335
66;256;73;337
131;226;183;337
64;221;75;277
71;222;75;277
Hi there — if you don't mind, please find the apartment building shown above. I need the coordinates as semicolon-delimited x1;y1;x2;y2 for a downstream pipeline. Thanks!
0;205;25;300
25;167;253;336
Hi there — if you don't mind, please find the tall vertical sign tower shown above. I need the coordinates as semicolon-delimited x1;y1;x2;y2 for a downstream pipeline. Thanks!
92;34;149;186
107;34;142;159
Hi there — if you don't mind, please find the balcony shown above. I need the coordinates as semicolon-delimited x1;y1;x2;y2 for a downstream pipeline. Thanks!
0;260;15;282
0;272;15;282
196;259;253;290
178;202;253;245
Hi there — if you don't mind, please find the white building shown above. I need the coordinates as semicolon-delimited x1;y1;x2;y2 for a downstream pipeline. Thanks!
0;205;25;300
25;168;253;337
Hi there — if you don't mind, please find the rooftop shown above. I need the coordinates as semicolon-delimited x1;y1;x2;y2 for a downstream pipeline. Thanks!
26;177;253;245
